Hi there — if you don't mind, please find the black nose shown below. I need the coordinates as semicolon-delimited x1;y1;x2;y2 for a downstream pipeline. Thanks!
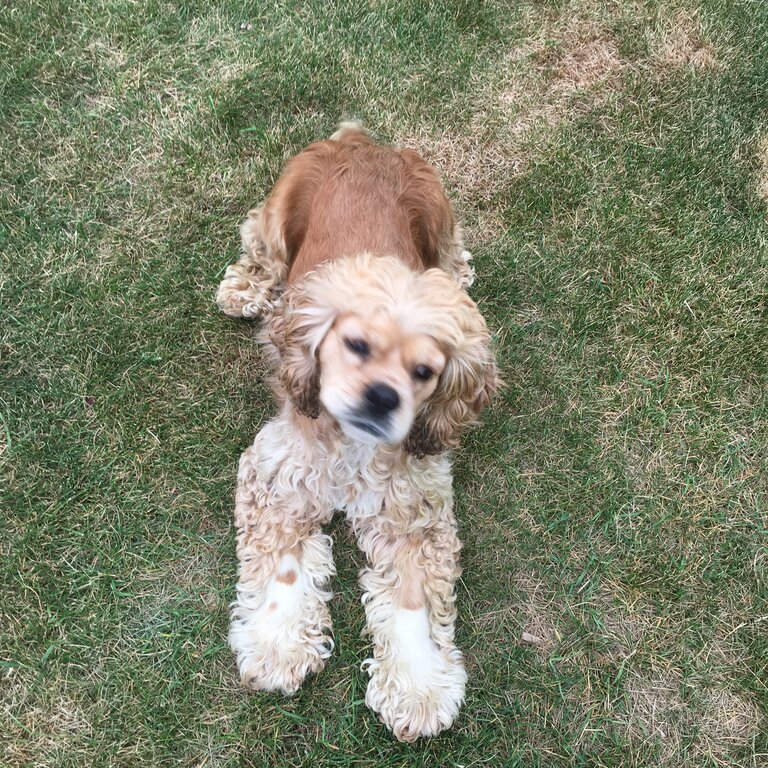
364;383;400;416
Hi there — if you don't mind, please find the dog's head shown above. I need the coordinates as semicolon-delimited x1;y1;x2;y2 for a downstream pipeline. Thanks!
270;254;498;456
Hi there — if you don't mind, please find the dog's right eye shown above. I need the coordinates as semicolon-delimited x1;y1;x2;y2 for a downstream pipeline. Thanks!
344;338;370;359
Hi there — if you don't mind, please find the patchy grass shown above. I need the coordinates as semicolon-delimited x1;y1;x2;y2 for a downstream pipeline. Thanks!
2;0;767;766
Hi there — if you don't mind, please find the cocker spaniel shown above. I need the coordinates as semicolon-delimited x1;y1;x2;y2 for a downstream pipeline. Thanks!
216;123;498;742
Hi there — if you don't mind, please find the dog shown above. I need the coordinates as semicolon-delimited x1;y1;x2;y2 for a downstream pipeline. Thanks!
216;123;498;742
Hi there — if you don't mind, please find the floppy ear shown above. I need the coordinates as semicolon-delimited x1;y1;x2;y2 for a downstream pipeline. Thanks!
267;279;335;419
404;294;499;458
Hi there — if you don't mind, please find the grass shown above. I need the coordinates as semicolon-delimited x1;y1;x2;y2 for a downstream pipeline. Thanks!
1;0;767;765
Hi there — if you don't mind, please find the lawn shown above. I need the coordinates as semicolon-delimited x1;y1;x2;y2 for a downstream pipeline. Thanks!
1;0;767;766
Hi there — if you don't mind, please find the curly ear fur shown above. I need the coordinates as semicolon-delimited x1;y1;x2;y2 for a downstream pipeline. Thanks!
267;281;335;419
404;356;498;457
403;284;499;458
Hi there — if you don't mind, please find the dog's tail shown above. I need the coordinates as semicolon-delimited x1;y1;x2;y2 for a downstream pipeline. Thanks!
330;119;369;142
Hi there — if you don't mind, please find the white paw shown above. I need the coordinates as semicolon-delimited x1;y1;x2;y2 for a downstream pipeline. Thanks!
229;554;333;695
362;608;467;742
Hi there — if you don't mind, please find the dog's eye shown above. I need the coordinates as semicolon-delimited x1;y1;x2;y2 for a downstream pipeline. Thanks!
344;338;370;358
413;364;434;381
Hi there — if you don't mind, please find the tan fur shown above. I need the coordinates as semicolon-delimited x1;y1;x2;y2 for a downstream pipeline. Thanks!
216;126;475;319
271;253;496;452
275;570;297;585
266;127;453;280
218;125;497;742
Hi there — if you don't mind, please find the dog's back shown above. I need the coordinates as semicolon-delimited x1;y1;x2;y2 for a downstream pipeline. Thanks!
216;123;475;321
272;127;456;282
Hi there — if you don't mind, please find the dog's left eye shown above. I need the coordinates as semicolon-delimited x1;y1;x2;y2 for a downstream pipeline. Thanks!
413;364;434;381
344;338;371;358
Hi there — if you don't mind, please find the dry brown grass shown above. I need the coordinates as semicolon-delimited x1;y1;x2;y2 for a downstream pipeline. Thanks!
624;670;762;765
397;2;725;244
397;9;628;234
650;9;718;71
513;573;561;654
2;675;93;765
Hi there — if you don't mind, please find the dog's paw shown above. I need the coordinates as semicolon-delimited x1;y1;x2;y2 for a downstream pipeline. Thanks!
362;608;466;742
454;249;475;289
216;261;275;318
363;647;466;742
232;624;331;696
229;554;333;695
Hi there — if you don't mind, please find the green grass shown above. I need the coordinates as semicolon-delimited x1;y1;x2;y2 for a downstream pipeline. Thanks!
2;0;767;765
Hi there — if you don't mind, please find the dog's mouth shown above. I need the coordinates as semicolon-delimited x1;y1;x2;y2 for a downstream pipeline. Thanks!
348;418;387;439
335;400;411;446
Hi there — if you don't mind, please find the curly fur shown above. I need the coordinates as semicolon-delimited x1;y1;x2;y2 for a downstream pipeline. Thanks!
270;253;496;451
218;125;497;742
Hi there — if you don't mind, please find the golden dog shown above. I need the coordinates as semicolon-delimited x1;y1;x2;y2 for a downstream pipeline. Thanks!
217;123;498;742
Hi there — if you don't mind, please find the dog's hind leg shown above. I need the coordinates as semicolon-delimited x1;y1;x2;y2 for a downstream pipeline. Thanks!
216;206;288;318
439;224;475;290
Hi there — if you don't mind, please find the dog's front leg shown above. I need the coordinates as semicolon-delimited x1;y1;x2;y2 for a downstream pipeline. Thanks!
356;511;466;742
228;423;335;695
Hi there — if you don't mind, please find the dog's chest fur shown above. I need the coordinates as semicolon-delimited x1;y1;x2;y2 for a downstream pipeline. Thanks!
240;403;454;536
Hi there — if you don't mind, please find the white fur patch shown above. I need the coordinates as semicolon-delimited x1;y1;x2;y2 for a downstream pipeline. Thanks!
229;544;334;696
457;249;475;288
391;608;446;683
263;554;303;616
363;606;467;742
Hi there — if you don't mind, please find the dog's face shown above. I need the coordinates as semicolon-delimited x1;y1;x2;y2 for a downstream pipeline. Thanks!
318;313;446;445
270;254;498;456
